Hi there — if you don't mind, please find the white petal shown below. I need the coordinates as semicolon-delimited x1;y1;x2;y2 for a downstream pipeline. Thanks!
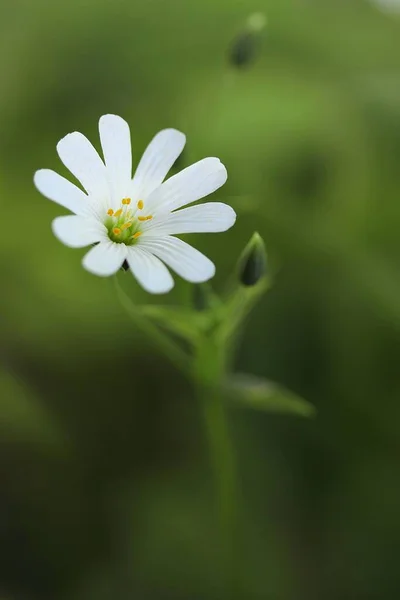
57;131;109;201
130;128;186;200
82;242;127;276
52;215;106;248
34;169;89;215
99;114;132;202
145;157;227;215
126;247;174;294
139;236;215;283
145;202;236;236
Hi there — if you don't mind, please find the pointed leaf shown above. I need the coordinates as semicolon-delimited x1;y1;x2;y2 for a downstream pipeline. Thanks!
225;373;315;417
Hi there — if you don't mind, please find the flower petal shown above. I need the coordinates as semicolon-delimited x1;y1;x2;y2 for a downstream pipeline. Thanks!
126;246;174;294
145;157;227;214
57;131;109;201
99;114;132;202
34;169;89;215
145;202;236;236
52;215;106;248
139;236;215;283
130;128;186;200
82;241;127;276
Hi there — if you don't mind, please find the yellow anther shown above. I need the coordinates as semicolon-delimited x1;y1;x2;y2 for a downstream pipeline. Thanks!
107;208;114;216
121;222;132;231
137;200;144;210
138;215;153;222
114;208;123;217
113;227;121;235
122;198;131;205
132;231;142;239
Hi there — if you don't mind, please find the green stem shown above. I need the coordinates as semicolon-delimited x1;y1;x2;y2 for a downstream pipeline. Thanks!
114;275;240;592
113;276;190;374
195;338;239;596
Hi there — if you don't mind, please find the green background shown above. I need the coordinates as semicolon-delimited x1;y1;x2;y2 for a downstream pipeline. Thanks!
2;0;400;598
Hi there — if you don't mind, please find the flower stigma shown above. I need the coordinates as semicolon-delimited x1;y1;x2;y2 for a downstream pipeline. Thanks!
105;197;152;245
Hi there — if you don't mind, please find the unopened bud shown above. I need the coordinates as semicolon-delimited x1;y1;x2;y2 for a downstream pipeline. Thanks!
228;12;267;69
239;232;267;286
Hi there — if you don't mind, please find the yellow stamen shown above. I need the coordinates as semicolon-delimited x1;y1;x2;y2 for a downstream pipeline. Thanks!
132;231;142;239
138;215;153;222
121;222;132;231
107;208;114;216
137;199;144;210
122;197;131;205
113;227;121;235
114;208;123;217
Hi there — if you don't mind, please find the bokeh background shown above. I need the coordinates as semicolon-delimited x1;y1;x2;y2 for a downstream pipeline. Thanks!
2;0;400;598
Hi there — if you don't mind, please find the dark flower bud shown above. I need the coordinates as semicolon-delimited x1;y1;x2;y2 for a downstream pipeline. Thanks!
121;259;129;272
239;232;267;286
228;13;267;69
229;32;258;68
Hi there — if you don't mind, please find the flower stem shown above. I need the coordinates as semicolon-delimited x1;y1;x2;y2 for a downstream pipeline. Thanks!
195;338;239;597
114;275;240;593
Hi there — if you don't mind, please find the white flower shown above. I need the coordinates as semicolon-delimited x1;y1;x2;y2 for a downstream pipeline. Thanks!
34;114;236;293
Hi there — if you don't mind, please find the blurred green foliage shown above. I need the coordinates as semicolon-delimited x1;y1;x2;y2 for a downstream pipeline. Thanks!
2;0;400;598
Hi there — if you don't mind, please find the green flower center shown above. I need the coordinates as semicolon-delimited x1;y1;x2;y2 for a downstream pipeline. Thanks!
105;197;153;245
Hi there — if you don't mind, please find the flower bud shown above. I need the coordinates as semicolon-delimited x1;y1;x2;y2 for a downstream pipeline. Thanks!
228;12;267;69
238;232;267;286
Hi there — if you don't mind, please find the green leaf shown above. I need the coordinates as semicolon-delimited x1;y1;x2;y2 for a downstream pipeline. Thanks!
139;305;209;343
224;373;315;417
